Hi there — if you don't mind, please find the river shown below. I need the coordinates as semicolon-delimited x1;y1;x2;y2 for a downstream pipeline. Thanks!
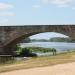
20;42;75;56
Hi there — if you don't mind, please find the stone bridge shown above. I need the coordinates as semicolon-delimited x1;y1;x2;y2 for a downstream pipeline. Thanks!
0;25;75;54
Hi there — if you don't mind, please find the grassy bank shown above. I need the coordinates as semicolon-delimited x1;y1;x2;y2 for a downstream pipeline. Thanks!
0;51;75;73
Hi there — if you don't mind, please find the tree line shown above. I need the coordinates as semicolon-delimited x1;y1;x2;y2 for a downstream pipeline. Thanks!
20;37;73;43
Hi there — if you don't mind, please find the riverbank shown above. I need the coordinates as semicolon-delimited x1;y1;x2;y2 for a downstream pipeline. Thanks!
0;51;75;73
1;62;75;75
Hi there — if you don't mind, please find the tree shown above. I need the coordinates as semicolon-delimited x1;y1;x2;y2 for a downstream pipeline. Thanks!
49;37;72;42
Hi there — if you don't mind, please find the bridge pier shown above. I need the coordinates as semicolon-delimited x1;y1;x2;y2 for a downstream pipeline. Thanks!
3;45;16;55
0;47;4;54
0;45;16;55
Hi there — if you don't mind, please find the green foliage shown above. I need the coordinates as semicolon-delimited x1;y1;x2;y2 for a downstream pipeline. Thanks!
49;37;72;42
15;44;57;56
31;39;48;42
30;37;72;42
15;46;37;57
16;44;21;50
15;44;22;55
26;47;56;53
20;48;30;57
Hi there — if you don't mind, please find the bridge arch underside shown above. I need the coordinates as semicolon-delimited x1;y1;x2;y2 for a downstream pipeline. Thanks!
2;30;74;55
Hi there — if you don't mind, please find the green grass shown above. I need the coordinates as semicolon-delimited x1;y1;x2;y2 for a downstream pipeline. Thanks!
0;51;75;73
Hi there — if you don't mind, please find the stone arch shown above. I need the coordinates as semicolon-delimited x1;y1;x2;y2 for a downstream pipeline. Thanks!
3;32;71;55
0;25;75;54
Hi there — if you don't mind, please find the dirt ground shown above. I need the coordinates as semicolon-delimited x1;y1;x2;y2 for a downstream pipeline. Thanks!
0;62;75;75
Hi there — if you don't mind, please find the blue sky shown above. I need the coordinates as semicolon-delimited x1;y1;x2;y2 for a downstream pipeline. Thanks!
0;0;75;25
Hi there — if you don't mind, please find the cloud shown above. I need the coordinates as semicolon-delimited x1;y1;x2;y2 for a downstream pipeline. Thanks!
0;3;14;10
0;3;15;25
51;0;72;7
0;12;15;16
40;0;73;7
32;5;40;9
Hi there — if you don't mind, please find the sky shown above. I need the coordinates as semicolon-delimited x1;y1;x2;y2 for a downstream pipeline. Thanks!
0;0;75;25
30;32;69;39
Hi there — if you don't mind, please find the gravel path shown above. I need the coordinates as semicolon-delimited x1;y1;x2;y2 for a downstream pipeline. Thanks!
0;62;75;75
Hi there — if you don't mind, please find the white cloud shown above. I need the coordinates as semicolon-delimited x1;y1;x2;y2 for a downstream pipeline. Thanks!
32;5;40;9
0;12;15;16
0;3;14;10
0;3;14;25
51;0;72;7
40;0;73;7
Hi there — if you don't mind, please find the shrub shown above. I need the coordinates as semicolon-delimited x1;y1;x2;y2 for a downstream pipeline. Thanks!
19;48;37;57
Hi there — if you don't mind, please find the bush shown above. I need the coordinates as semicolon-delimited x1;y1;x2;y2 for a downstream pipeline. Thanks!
19;48;37;57
29;53;37;57
20;48;30;57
